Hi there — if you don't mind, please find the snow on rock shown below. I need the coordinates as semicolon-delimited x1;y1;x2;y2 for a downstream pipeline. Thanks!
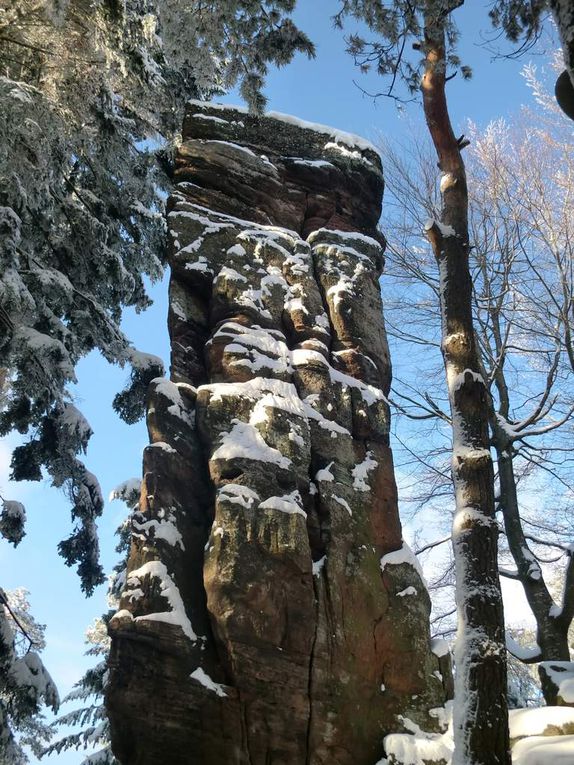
259;491;306;517
322;142;380;174
190;667;227;697
150;377;194;425
315;463;335;482
186;100;378;154
540;661;574;703
149;441;177;454
307;227;382;250
286;158;335;169
512;735;574;765
381;542;427;588
333;495;352;516
212;419;291;469
190;113;230;125
107;104;449;765
218;484;260;509
352;451;378;491
269;113;378;153
510;707;574;739
291;347;387;406
384;731;453;765
384;712;454;765
216;322;292;377
132;515;184;550
202;377;299;406
123;560;197;642
382;705;574;765
313;556;326;576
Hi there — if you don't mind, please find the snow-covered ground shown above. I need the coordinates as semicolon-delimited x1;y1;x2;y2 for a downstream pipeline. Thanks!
381;703;574;765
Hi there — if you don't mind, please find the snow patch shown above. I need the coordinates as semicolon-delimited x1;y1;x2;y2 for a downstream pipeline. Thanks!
123;560;197;642
190;667;227;697
540;662;574;703
506;635;541;662
313;556;326;576
380;543;427;587
512;735;574;764
333;495;352;516
187;100;379;153
315;463;335;482
212;419;291;469
218;484;260;510
109;478;141;504
397;586;417;597
132;516;184;550
259;491;306;517
352;451;377;491
510;706;574;739
1;500;25;521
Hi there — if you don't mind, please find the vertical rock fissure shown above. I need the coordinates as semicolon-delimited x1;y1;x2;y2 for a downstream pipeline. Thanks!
305;581;320;765
107;101;449;765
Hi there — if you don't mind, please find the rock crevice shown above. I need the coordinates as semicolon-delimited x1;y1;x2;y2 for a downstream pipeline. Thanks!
107;102;448;765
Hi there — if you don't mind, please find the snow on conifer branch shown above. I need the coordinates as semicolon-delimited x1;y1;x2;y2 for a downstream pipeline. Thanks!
0;0;311;589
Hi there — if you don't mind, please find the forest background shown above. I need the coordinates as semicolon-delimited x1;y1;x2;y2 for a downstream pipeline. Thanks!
1;1;569;763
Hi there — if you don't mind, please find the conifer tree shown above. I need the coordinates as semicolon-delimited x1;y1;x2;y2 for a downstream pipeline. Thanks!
43;480;136;764
0;588;58;764
0;0;313;591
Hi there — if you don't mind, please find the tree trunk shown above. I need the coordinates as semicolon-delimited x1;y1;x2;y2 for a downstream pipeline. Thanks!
485;297;573;696
421;13;510;765
496;445;570;656
551;0;574;85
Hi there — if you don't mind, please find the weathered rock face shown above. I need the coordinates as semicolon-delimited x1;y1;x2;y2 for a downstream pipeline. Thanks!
107;102;448;765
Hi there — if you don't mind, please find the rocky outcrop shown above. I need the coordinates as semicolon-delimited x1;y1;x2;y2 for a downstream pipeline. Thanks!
107;102;448;765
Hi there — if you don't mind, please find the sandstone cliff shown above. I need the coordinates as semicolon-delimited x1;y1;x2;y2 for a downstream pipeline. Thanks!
107;102;449;765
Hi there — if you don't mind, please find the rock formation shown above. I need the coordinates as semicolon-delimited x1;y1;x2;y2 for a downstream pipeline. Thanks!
107;102;448;765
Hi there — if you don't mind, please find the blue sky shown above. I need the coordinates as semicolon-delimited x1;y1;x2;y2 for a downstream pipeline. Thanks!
1;2;562;762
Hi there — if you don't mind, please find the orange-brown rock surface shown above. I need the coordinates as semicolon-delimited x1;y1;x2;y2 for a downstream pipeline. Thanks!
107;102;448;765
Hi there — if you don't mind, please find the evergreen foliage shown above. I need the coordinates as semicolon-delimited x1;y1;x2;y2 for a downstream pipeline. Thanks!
333;1;469;98
0;588;58;765
43;615;117;765
43;483;136;764
0;0;313;592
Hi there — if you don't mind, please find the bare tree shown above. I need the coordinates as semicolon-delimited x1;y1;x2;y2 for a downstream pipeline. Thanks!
381;74;574;700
